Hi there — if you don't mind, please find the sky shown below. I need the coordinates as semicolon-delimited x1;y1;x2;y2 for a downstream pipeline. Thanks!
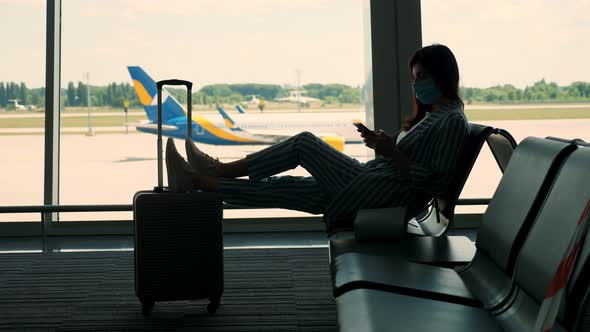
1;0;589;89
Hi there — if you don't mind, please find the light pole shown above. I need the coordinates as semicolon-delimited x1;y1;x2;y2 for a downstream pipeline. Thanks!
295;69;302;112
84;72;94;136
123;100;130;134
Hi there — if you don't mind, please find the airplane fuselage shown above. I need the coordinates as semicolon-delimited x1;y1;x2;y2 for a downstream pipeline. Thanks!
137;111;367;145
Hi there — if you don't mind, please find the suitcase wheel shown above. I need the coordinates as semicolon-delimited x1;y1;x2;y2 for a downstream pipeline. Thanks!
207;296;221;315
141;299;155;316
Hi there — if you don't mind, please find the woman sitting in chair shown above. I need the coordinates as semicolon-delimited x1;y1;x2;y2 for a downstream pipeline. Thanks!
165;44;469;229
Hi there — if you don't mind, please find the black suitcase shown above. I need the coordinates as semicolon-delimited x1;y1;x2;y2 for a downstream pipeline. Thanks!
133;79;223;316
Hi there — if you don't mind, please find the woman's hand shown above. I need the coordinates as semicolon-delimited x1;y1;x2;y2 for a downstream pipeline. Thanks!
374;133;397;158
363;130;396;157
363;129;411;172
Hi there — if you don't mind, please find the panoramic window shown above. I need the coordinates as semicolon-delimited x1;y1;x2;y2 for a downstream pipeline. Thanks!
59;0;366;220
0;0;46;222
422;0;590;212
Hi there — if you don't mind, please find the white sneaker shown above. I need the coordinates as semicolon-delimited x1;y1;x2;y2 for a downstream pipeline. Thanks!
185;138;222;176
166;138;194;193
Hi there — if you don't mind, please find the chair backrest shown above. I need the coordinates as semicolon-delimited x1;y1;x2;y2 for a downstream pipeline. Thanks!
497;145;590;331
436;123;494;222
548;139;590;330
567;227;590;331
546;136;586;145
486;128;518;173
456;138;577;310
405;123;493;236
476;137;577;273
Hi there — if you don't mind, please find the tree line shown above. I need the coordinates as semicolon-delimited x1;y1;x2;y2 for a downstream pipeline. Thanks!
2;79;590;110
0;82;45;109
463;79;590;104
189;83;361;105
0;81;362;109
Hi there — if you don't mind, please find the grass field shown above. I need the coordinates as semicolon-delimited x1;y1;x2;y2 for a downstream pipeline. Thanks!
1;105;590;129
0;115;146;128
9;102;363;114
465;107;590;120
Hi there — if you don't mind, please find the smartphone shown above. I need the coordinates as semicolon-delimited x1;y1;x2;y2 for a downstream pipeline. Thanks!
353;122;375;136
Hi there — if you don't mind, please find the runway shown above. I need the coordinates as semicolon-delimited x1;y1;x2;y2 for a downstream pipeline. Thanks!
1;118;589;222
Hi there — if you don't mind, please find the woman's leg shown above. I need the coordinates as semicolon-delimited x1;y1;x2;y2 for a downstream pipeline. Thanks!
217;176;330;215
188;132;367;198
324;170;407;224
235;132;367;198
168;144;329;212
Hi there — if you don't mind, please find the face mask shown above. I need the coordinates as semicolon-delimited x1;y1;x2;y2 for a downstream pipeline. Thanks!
412;78;442;105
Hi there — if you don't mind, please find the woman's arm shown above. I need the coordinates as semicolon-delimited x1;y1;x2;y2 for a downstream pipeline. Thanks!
372;137;412;173
364;131;414;174
406;113;469;195
389;147;412;174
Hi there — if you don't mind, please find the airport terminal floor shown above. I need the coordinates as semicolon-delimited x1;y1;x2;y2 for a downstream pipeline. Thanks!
0;230;476;331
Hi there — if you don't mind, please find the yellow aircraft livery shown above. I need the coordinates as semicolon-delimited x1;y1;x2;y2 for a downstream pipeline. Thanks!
128;66;366;151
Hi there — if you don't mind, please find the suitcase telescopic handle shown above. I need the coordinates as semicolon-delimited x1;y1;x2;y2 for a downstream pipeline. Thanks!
156;79;193;191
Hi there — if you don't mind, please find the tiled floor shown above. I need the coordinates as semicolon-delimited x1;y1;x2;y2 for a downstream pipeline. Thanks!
0;232;329;254
0;229;476;254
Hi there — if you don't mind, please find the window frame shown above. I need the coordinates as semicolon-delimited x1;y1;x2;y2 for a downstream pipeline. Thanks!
0;0;484;237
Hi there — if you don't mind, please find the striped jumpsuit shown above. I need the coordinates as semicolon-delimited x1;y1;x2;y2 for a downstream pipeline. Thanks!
218;101;469;227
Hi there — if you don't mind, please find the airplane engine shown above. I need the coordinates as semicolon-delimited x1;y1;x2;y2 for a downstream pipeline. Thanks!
320;135;345;152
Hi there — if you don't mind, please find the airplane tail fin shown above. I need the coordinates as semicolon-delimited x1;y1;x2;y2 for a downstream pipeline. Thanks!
236;105;247;114
127;66;186;123
216;105;242;131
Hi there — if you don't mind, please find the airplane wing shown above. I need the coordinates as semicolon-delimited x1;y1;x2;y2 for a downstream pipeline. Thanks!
136;123;179;131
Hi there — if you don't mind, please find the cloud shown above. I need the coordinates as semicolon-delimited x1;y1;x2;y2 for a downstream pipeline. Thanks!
422;0;590;88
116;0;334;19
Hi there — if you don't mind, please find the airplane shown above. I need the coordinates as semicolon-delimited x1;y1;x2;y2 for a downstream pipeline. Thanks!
7;99;34;111
245;95;260;106
127;66;366;151
274;90;320;104
213;105;371;151
236;105;247;114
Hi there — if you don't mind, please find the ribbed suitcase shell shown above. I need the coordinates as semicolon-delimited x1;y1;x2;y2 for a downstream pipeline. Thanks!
133;191;223;315
133;79;224;315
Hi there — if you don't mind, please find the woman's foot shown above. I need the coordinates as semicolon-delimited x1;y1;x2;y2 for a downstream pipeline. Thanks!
185;138;223;176
190;173;220;192
166;138;195;193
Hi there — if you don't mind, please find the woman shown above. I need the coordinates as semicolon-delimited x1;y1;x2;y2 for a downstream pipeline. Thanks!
165;44;469;228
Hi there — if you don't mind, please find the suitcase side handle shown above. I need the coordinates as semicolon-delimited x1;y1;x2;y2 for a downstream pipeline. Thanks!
156;79;193;191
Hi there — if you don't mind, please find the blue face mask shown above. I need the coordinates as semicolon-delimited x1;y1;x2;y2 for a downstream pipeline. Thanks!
412;78;442;105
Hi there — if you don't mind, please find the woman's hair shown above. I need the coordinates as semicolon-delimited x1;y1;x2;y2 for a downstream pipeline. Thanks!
402;44;461;130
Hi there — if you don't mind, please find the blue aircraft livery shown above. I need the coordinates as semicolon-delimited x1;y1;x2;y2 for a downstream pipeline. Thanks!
127;66;364;151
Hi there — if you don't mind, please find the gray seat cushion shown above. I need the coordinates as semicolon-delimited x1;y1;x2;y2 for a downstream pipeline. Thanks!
333;252;479;306
329;233;475;267
337;288;502;332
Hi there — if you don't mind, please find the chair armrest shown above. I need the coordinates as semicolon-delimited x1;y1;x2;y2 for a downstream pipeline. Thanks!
354;207;408;242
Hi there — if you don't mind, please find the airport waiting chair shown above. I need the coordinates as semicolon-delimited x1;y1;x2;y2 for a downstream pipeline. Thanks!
407;123;497;237
546;136;586;145
491;141;590;331
331;137;577;307
486;128;518;173
336;140;590;332
328;123;494;267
